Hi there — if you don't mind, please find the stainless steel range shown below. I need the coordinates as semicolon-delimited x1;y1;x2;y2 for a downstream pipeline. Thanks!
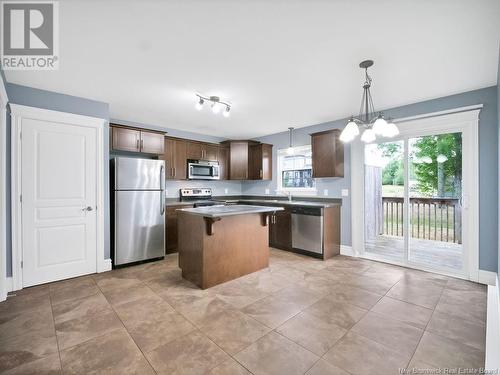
179;188;222;207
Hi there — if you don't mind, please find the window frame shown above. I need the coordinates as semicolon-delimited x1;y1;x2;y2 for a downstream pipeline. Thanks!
276;145;317;195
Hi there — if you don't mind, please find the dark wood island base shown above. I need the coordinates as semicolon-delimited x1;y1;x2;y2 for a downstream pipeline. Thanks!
177;211;272;289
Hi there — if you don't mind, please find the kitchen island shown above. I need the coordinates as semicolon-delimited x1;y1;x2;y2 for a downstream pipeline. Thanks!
177;205;284;289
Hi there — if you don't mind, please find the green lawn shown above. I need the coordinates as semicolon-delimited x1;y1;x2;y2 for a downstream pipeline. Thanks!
382;185;404;197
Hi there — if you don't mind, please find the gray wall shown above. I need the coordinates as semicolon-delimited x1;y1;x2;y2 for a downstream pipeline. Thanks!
5;83;109;276
2;81;498;274
243;86;498;272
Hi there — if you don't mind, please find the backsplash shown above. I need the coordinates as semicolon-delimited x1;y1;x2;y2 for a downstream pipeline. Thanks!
164;180;243;198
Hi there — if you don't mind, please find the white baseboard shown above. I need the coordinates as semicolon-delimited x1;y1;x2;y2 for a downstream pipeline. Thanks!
97;259;112;273
479;270;497;286
5;276;13;293
0;277;11;301
340;245;354;256
485;273;500;372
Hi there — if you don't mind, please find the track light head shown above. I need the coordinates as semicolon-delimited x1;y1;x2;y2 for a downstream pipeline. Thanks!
223;106;230;118
195;97;204;110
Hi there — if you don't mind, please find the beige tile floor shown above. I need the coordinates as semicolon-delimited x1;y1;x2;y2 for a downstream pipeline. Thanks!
0;249;487;375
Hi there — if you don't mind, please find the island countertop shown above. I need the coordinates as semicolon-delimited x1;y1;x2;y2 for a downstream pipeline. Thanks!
176;204;284;218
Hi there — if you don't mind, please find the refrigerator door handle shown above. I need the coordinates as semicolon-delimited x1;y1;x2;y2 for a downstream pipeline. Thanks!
160;191;165;215
160;164;165;190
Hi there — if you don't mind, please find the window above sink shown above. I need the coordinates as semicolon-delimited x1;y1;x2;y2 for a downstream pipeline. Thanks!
277;145;317;196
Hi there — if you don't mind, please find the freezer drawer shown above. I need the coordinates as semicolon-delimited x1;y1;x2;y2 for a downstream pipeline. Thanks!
114;190;165;265
114;157;165;190
291;211;323;254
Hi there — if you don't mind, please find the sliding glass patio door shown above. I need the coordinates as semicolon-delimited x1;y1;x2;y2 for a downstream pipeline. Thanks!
363;131;464;275
407;133;463;272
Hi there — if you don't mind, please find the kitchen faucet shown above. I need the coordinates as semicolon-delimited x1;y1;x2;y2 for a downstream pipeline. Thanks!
276;190;293;202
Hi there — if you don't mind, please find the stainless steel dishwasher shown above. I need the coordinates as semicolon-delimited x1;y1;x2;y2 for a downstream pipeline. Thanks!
291;206;323;254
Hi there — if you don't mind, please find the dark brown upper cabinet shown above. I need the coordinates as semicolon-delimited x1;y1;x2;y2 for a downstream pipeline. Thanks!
161;137;187;180
223;141;250;180
140;131;165;154
111;126;141;152
311;129;344;178
187;141;219;161
111;125;165;154
249;143;273;180
220;140;273;180
218;146;229;180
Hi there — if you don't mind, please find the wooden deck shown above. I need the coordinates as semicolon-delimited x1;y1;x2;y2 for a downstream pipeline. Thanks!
365;235;462;271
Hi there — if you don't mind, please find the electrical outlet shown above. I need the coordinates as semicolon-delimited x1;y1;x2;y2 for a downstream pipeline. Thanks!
224;188;229;194
164;190;169;197
341;189;349;197
265;189;270;195
323;189;329;196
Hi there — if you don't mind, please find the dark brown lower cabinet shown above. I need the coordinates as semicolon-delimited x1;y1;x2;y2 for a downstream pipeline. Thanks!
166;204;193;253
269;208;292;250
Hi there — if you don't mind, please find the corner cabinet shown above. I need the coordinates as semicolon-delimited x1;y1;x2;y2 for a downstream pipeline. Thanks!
311;129;344;178
221;140;273;180
110;124;165;154
249;143;272;180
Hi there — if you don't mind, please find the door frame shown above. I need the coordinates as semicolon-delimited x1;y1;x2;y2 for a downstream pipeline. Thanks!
351;106;481;282
0;78;8;301
10;104;106;291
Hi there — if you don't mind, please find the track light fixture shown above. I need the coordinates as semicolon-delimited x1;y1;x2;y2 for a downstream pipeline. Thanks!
195;93;231;117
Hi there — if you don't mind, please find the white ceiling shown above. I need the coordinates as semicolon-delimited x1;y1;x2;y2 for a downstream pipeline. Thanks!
6;0;500;138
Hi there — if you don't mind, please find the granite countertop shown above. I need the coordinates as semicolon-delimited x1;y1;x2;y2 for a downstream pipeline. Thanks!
166;196;342;208
176;204;284;218
230;199;340;208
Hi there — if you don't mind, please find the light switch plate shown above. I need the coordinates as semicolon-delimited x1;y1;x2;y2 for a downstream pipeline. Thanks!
164;190;168;197
341;189;349;197
224;188;229;194
265;189;270;195
323;189;328;196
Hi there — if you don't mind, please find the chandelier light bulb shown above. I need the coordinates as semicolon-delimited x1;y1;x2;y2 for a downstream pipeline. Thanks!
360;128;376;143
385;120;400;138
340;118;359;143
372;114;388;136
223;106;230;118
422;156;433;164
437;154;448;163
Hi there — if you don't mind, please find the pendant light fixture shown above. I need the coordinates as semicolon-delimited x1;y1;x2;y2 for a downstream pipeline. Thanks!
339;60;399;143
286;127;295;155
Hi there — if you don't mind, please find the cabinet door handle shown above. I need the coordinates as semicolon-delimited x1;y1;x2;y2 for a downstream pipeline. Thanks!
136;139;140;150
141;139;144;149
173;167;176;177
259;169;263;178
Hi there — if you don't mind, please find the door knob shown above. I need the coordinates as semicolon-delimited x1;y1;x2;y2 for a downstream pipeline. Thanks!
82;206;93;212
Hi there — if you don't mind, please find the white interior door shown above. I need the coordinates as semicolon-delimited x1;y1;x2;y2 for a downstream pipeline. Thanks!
21;118;98;287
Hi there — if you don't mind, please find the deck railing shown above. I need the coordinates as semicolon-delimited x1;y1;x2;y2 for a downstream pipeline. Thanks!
382;197;461;244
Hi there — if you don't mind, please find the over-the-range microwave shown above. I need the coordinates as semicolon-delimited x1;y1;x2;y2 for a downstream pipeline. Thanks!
187;159;220;180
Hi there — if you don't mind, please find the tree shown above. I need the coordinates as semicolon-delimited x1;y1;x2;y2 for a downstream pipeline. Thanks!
412;133;462;197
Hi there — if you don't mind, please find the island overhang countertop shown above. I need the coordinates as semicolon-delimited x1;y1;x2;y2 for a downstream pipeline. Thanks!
176;204;284;218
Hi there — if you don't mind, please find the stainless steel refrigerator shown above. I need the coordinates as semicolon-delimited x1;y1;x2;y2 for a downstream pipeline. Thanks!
111;157;165;266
